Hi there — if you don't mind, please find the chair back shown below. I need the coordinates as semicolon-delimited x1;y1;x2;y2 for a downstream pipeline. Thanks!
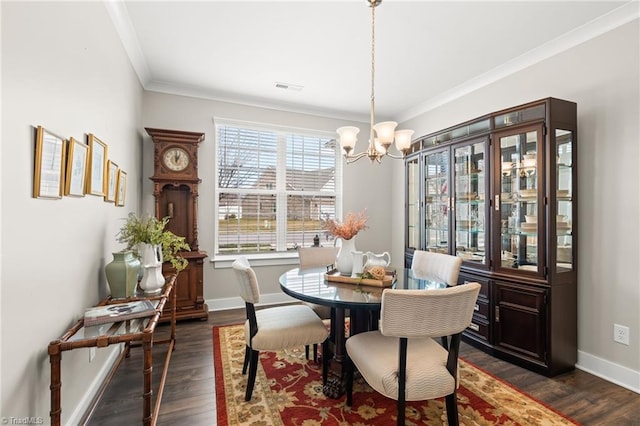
380;283;481;339
298;246;338;270
411;250;462;285
232;256;261;304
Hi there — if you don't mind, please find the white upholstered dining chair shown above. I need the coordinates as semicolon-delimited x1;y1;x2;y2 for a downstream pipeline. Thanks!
411;250;463;348
297;246;338;361
345;283;481;426
232;256;329;401
411;250;463;285
298;246;338;270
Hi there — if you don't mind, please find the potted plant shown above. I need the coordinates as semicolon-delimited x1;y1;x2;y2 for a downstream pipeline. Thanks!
116;213;190;293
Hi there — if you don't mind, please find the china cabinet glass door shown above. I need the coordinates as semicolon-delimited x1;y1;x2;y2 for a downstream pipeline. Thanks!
556;129;573;271
496;125;543;274
406;156;420;251
453;138;488;268
423;149;449;254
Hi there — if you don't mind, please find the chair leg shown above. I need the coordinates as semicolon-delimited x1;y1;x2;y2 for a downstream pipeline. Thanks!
305;344;310;360
397;337;407;426
345;356;354;407
445;392;459;426
242;345;251;374
245;349;260;401
441;335;449;349
397;398;405;426
313;343;318;362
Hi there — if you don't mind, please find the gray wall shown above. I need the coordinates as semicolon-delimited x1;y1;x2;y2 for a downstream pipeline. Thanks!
1;2;143;423
391;19;640;388
141;91;394;304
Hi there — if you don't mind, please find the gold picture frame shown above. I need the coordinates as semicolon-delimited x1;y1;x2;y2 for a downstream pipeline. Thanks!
105;160;118;203
115;170;127;207
64;137;88;197
87;134;107;196
33;126;66;199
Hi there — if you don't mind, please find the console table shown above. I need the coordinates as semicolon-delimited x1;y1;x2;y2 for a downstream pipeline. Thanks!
48;274;177;426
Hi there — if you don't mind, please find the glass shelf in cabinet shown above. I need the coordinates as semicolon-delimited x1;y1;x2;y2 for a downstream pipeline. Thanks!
426;227;449;232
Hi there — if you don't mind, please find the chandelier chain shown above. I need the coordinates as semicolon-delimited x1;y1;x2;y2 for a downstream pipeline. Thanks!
335;0;414;164
370;2;376;150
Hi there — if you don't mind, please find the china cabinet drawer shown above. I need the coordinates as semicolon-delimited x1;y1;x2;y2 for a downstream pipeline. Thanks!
459;273;490;298
466;317;490;342
473;299;490;320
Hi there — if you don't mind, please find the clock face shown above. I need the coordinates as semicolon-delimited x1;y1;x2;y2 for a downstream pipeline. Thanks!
162;147;190;172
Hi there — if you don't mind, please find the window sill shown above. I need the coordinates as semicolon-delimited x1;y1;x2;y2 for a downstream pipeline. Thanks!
212;253;300;269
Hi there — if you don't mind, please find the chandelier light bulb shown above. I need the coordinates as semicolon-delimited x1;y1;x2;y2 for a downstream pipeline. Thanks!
373;121;398;146
394;129;415;152
336;126;360;152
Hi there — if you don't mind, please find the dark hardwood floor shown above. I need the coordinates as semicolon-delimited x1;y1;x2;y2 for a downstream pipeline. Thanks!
87;308;640;425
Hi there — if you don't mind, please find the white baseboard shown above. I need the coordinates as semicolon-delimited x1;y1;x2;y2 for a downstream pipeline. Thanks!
207;295;640;395
67;346;122;425
576;350;640;394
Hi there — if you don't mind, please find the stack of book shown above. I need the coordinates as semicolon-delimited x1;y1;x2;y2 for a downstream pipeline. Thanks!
84;300;157;327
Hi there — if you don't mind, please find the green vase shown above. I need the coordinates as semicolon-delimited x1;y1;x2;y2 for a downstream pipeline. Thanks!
105;251;141;298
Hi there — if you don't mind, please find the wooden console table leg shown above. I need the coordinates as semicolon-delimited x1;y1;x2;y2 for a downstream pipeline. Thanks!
49;342;62;426
142;337;153;426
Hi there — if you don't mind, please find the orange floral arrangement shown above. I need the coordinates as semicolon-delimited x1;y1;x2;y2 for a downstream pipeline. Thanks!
324;210;368;240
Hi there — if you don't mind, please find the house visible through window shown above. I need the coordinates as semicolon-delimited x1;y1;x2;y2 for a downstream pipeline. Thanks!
215;120;341;255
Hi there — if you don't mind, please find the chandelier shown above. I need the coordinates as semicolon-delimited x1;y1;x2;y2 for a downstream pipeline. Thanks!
336;0;414;164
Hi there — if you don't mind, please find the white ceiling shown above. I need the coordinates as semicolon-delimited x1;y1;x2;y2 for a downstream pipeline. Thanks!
107;1;637;123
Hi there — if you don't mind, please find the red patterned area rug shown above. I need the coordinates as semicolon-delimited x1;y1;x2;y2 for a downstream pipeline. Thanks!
213;324;578;425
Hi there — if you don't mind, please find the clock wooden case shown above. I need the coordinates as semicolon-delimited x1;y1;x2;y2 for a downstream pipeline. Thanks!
146;127;208;321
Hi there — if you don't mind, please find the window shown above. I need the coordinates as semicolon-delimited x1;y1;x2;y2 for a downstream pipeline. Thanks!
215;120;341;256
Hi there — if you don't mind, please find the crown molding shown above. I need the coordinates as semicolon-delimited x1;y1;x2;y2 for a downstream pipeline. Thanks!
397;1;640;123
105;0;638;124
104;0;151;86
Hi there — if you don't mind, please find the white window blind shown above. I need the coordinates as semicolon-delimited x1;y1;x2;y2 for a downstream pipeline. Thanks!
215;120;341;255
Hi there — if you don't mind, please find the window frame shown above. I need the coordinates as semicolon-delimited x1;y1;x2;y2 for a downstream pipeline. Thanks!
212;118;342;267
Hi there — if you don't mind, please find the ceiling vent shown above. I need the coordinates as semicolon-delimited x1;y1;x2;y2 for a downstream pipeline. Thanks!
275;82;303;91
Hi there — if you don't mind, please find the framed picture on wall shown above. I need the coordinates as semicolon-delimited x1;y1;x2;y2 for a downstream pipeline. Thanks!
115;170;127;207
104;160;118;202
64;137;88;197
87;134;107;196
33;126;66;199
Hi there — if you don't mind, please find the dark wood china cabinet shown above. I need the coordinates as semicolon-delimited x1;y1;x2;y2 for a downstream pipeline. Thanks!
405;98;577;376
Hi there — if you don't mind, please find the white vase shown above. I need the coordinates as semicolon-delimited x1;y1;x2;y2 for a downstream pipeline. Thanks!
139;243;165;294
335;237;356;275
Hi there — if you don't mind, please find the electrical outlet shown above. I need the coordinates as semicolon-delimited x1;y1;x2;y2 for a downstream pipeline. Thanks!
89;347;96;362
613;324;630;345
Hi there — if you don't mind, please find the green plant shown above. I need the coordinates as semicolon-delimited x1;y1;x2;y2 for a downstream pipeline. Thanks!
116;213;190;272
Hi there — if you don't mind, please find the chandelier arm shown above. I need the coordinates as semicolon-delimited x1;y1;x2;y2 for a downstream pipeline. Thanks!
384;152;407;160
345;151;370;164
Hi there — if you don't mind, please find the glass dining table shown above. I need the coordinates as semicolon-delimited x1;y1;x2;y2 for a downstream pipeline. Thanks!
279;266;447;398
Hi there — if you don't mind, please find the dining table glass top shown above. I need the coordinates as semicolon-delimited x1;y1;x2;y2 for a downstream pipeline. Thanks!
279;267;448;310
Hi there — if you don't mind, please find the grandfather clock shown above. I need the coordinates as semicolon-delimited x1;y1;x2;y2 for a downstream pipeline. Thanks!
146;127;208;321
